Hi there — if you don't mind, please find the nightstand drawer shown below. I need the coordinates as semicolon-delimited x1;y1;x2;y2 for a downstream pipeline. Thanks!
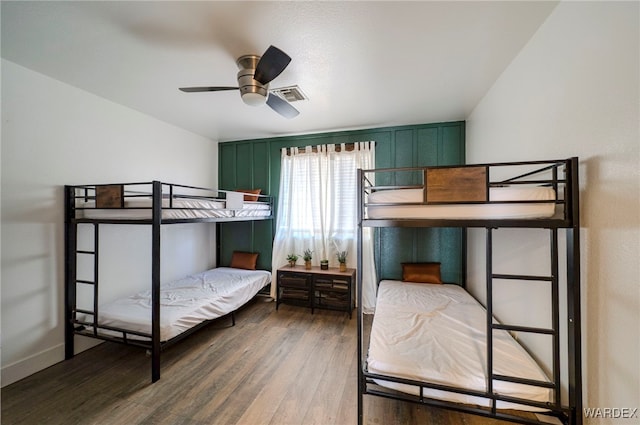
280;287;310;301
314;277;349;292
278;274;311;289
315;290;350;307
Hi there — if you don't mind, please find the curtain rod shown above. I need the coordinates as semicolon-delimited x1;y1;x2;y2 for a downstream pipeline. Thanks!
284;143;360;155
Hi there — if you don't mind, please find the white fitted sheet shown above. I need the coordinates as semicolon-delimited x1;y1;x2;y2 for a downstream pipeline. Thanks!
366;187;556;219
96;267;270;342
368;281;552;410
77;198;270;220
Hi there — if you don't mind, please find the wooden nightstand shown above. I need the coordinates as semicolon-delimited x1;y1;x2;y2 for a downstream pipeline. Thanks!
276;265;356;318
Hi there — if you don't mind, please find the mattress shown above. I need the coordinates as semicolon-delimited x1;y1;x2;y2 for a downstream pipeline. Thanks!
76;198;271;220
368;280;552;410
95;267;271;342
366;187;556;219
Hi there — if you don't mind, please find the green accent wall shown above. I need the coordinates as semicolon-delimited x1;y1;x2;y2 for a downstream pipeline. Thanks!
218;121;465;284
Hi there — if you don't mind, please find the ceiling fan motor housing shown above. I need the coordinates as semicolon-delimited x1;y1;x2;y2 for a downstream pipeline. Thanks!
237;55;268;106
179;46;298;118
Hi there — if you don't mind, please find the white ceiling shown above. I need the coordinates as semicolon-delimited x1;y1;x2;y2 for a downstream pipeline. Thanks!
1;1;558;142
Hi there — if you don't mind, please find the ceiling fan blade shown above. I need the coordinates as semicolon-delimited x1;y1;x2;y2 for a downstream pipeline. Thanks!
179;86;238;93
266;93;299;119
254;45;291;85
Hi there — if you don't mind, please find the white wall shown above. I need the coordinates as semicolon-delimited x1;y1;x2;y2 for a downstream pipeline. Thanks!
466;2;639;423
1;60;218;386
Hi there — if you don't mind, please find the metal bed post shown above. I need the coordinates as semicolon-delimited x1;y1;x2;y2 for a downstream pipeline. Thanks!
485;227;496;413
216;222;221;267
550;228;561;407
91;224;100;336
566;158;582;425
461;228;468;289
151;181;162;382
357;169;365;425
64;186;77;359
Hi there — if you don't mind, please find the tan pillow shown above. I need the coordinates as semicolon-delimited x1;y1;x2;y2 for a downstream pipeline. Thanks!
230;251;259;270
237;189;261;201
401;262;442;284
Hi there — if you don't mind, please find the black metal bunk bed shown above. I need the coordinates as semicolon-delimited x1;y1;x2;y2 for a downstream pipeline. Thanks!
64;181;274;382
356;158;582;425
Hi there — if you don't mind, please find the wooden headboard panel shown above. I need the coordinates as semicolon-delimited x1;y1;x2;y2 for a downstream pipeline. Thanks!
95;185;124;208
425;166;488;203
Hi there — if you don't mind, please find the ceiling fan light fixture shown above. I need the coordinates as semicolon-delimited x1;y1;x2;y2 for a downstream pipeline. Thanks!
241;91;267;106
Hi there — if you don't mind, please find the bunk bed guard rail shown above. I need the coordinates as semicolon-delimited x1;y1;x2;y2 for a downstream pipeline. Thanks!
359;158;576;228
66;181;274;223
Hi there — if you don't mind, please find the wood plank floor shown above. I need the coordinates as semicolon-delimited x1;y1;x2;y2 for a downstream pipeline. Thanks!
2;298;533;425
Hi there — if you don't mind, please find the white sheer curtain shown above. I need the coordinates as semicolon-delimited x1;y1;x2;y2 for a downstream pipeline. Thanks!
271;142;378;312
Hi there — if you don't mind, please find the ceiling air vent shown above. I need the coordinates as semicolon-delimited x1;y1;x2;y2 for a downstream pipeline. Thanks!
270;85;308;102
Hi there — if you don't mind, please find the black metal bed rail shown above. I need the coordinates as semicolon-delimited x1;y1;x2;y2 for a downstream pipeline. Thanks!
73;318;153;340
73;310;237;351
364;386;569;425
67;182;275;226
71;180;219;192
497;161;566;184
360;164;569;191
70;181;269;197
364;199;564;206
69;183;274;208
73;327;154;350
363;370;563;413
359;158;572;222
492;179;566;186
364;378;568;425
493;324;555;335
493;374;556;390
70;183;228;204
492;273;553;281
361;158;569;178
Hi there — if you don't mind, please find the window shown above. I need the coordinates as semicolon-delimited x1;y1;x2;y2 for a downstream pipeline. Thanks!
271;143;378;311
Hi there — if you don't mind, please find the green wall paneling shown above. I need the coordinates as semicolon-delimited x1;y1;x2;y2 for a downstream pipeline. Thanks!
218;121;465;281
441;124;464;165
217;220;274;271
417;127;438;166
440;227;464;284
376;227;416;280
252;220;274;270
235;143;253;188
251;141;270;191
393;129;415;185
372;122;465;284
219;143;236;189
219;140;274;270
218;222;251;266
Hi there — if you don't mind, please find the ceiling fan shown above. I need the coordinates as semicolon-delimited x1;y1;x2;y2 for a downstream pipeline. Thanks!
179;45;300;119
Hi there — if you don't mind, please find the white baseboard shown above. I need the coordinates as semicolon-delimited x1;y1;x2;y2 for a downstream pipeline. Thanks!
1;337;102;388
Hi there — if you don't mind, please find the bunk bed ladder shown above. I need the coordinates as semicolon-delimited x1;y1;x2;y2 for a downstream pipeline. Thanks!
74;223;101;336
486;227;562;416
65;187;101;358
